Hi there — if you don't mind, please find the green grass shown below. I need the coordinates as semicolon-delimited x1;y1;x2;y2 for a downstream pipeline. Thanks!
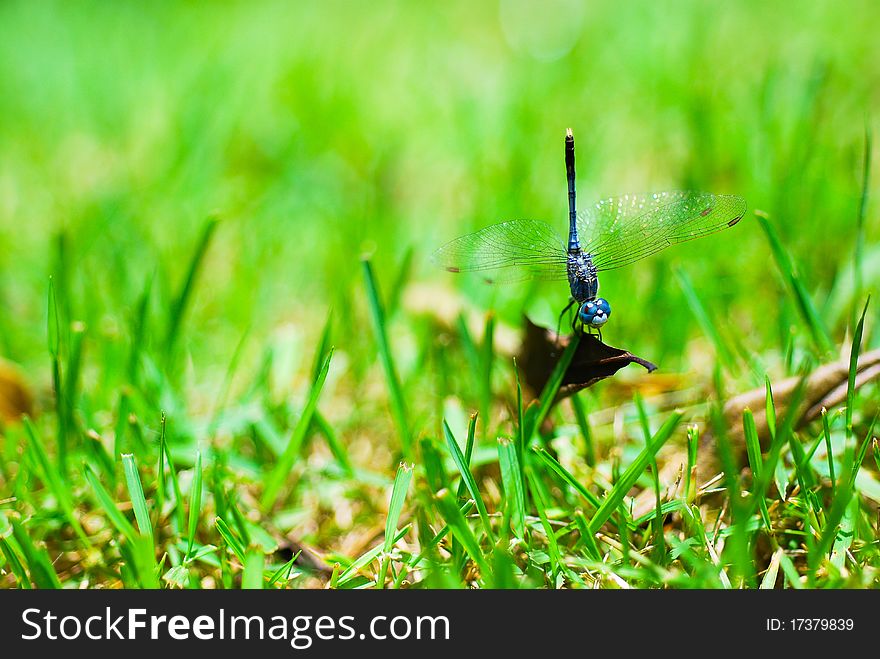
1;0;880;589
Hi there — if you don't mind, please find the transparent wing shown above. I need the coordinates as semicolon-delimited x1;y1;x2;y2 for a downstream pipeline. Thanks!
432;219;568;284
576;191;747;272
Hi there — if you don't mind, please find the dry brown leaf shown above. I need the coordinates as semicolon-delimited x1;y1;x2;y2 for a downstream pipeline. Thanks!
0;358;32;423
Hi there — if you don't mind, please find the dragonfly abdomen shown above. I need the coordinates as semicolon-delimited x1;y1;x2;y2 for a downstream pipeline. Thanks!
565;128;579;254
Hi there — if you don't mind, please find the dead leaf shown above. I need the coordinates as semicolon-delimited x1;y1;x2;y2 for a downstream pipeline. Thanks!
518;317;657;403
0;358;32;423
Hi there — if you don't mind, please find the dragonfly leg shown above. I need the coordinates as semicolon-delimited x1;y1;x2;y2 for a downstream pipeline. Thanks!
579;322;601;341
556;298;576;340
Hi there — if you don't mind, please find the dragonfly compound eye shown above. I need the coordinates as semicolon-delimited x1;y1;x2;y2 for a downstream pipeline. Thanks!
578;298;611;328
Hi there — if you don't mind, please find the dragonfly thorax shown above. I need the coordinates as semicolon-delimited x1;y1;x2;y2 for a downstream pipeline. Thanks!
566;251;599;303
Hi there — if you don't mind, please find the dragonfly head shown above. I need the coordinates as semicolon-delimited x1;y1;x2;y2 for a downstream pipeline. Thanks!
578;298;611;328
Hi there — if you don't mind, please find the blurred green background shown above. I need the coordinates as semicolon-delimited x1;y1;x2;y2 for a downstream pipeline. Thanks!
0;0;879;588
1;0;876;377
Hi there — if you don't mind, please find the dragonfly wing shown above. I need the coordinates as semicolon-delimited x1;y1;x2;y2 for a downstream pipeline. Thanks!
575;191;747;272
432;219;568;284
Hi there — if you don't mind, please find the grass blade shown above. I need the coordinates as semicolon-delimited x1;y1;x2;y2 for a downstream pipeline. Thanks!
684;424;699;504
310;310;334;383
386;246;414;319
114;390;131;458
573;510;601;560
829;496;857;571
849;412;878;488
778;551;803;589
242;548;265;589
525;467;563;581
571;393;595;467
755;211;833;354
23;417;90;547
419;437;448;494
47;277;68;476
0;512;31;588
128;272;153;383
186;451;203;559
635;393;665;561
215;517;246;563
47;276;60;359
498;437;526;539
122;453;154;544
822;408;836;497
764;377;787;499
10;519;61;589
480;313;495;439
455;412;478;501
433;489;488;575
165;216;218;359
408;501;474;570
525;333;581;441
362;258;411;456
743;409;771;532
314;410;353;476
384;462;413;553
63;322;84;445
765;376;777;438
532;446;601;509
588;411;683;534
378;462;413;587
268;551;301;587
84;464;138;543
845;297;870;445
158;413;186;531
675;267;737;370
760;548;782;589
335;526;409;587
514;358;526;468
443;420;494;543
261;348;334;510
811;479;854;577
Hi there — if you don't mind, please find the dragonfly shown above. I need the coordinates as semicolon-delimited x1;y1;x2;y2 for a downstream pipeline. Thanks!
433;128;747;337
